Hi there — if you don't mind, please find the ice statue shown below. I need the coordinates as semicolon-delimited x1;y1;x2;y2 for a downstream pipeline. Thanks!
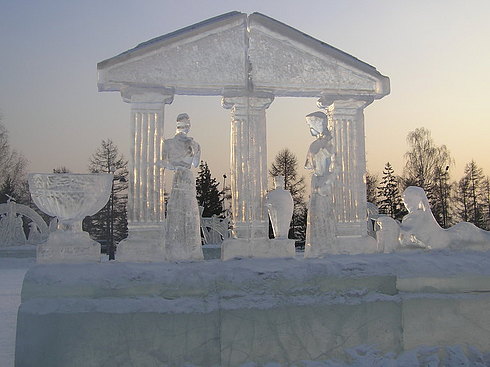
304;111;338;258
0;199;27;247
28;173;113;263
366;202;380;238
399;186;490;250
162;113;203;261
265;176;294;239
376;216;401;253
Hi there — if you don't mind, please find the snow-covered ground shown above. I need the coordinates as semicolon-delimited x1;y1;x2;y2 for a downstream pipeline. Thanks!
0;256;34;367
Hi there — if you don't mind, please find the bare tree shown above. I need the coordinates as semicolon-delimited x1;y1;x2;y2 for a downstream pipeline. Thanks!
0;119;28;203
403;128;453;226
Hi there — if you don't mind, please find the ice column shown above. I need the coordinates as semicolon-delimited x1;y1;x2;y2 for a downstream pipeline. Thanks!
221;95;274;239
117;89;174;262
318;97;372;237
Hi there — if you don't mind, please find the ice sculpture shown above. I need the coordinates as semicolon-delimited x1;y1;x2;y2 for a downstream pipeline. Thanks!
200;208;229;245
265;176;293;239
375;186;490;251
162;114;203;261
304;111;338;258
366;202;380;238
376;216;401;253
0;204;26;247
0;198;49;247
28;173;113;263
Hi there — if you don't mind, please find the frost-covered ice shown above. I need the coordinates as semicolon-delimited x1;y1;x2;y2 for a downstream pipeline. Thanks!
377;186;490;252
0;257;34;367
14;250;490;366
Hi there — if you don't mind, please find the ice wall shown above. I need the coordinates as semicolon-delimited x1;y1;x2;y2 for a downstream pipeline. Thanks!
15;252;490;366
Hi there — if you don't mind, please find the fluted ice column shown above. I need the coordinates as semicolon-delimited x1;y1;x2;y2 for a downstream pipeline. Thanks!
221;94;296;260
222;95;273;239
317;97;372;238
117;89;174;262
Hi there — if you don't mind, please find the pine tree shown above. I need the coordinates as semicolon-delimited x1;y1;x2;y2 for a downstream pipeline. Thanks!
377;162;404;220
455;160;485;227
454;177;470;223
84;139;128;260
366;171;379;205
269;148;307;240
195;161;224;218
432;165;452;227
480;177;490;230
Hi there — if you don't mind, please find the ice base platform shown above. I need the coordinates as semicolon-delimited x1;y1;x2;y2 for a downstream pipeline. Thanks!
15;251;490;366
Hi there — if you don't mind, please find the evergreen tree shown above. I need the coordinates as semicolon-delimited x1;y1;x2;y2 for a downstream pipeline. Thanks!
377;162;404;220
269;148;307;240
432;165;452;227
453;177;470;223
481;177;490;230
84;139;128;260
455;160;485;227
366;171;379;205
195;161;224;217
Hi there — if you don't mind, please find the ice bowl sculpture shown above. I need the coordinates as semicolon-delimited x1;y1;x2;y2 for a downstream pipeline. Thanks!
28;173;113;263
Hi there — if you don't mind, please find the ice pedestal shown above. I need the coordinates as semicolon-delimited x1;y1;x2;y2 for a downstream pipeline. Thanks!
221;238;295;260
36;231;100;264
15;252;490;366
116;227;165;262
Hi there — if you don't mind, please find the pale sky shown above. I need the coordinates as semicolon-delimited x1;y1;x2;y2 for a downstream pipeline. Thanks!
1;0;489;187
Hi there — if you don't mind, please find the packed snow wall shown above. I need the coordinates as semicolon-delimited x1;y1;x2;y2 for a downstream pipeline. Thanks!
15;252;490;366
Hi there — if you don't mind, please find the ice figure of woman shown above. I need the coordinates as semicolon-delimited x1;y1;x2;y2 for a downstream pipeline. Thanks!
265;176;294;239
162;113;203;261
304;111;338;258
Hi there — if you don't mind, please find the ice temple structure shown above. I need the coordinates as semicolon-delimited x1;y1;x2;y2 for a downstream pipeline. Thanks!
96;11;390;260
21;13;490;367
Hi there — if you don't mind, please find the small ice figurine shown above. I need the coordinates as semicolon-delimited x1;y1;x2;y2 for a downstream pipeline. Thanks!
162;113;203;261
265;176;294;239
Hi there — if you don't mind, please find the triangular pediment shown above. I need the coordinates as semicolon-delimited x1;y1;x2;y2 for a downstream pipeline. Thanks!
248;13;389;98
98;12;389;99
98;12;249;95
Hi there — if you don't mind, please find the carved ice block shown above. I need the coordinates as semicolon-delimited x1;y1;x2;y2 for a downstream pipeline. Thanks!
28;173;113;263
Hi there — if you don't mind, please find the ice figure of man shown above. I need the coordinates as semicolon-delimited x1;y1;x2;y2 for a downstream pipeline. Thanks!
304;111;337;258
162;113;203;261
